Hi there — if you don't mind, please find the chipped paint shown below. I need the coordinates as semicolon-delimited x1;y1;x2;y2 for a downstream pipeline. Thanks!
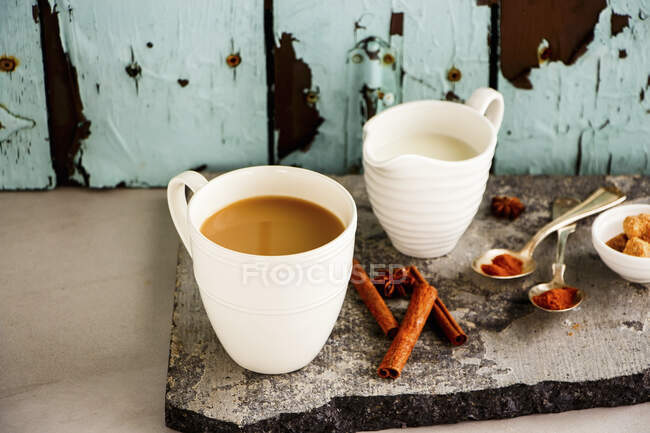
611;12;630;36
54;0;267;187
274;1;394;173
39;0;91;185
0;1;54;189
401;1;490;102
32;4;40;23
3;0;648;189
496;0;650;175
273;32;323;159
389;12;403;36
0;105;36;142
275;0;489;173
500;0;606;89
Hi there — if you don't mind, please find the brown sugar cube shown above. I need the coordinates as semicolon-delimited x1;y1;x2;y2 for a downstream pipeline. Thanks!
606;233;628;252
641;214;650;241
623;214;650;241
622;237;650;258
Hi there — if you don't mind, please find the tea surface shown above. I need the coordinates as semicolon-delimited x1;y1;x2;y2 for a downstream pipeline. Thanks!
200;195;345;255
377;133;478;161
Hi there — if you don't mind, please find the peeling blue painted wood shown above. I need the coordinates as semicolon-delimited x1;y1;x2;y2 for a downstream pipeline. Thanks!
495;0;650;175
2;0;649;189
0;1;55;190
274;0;490;174
345;34;403;172
401;0;491;104
55;0;268;187
273;0;395;174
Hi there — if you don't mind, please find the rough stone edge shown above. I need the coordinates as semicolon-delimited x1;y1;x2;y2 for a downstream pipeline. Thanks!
165;370;649;433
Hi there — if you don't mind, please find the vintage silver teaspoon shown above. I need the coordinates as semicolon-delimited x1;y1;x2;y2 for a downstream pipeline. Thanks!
528;198;585;312
472;187;626;279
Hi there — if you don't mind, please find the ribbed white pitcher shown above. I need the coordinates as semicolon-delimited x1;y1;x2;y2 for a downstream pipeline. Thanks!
362;88;504;258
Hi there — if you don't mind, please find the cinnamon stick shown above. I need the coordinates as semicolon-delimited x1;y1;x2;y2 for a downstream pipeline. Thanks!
351;260;399;338
406;266;467;346
377;276;437;379
431;297;467;346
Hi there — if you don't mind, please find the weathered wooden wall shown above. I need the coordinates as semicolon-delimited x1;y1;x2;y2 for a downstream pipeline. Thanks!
0;0;54;189
495;0;650;175
0;0;648;189
54;0;268;187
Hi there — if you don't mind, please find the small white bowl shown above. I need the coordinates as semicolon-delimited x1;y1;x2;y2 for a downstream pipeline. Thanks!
592;204;650;283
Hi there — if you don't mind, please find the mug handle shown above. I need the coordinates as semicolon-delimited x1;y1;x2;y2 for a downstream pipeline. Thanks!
167;170;209;258
465;87;504;132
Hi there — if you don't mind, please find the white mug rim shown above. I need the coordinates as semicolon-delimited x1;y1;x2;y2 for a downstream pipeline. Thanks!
186;165;358;261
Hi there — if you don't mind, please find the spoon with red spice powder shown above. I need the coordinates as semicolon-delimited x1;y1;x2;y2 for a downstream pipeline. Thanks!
472;187;626;279
530;285;581;311
528;199;585;312
527;239;584;312
528;267;584;312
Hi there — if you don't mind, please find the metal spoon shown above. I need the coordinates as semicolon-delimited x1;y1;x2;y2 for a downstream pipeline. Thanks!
528;198;585;312
472;187;626;279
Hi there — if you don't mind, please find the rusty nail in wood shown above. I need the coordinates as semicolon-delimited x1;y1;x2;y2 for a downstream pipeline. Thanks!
0;56;19;72
146;42;153;48
226;54;241;67
125;62;141;78
539;47;551;61
382;53;395;65
305;91;318;104
447;67;461;82
382;92;395;106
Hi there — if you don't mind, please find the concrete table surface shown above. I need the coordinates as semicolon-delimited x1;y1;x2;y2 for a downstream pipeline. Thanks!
0;183;648;433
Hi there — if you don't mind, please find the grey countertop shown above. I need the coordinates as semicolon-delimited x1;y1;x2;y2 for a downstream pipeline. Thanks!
1;185;648;433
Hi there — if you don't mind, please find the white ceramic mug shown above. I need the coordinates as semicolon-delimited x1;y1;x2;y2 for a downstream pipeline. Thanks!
167;166;357;374
362;88;504;258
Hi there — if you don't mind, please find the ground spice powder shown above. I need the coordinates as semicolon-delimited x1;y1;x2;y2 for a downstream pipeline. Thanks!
532;286;578;310
481;253;523;276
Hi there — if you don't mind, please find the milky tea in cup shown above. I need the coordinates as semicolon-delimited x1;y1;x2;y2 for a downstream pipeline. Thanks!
200;195;345;255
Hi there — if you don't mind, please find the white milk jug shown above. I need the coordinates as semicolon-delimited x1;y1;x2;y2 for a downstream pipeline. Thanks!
362;88;504;258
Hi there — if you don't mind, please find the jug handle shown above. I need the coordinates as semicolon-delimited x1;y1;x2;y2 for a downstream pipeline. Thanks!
465;87;504;132
167;170;209;258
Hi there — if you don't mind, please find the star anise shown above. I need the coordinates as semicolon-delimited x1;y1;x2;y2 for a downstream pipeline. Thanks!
491;196;525;220
370;268;391;292
370;266;422;298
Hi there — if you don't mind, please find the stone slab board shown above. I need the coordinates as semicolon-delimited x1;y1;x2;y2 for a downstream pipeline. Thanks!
165;175;650;432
